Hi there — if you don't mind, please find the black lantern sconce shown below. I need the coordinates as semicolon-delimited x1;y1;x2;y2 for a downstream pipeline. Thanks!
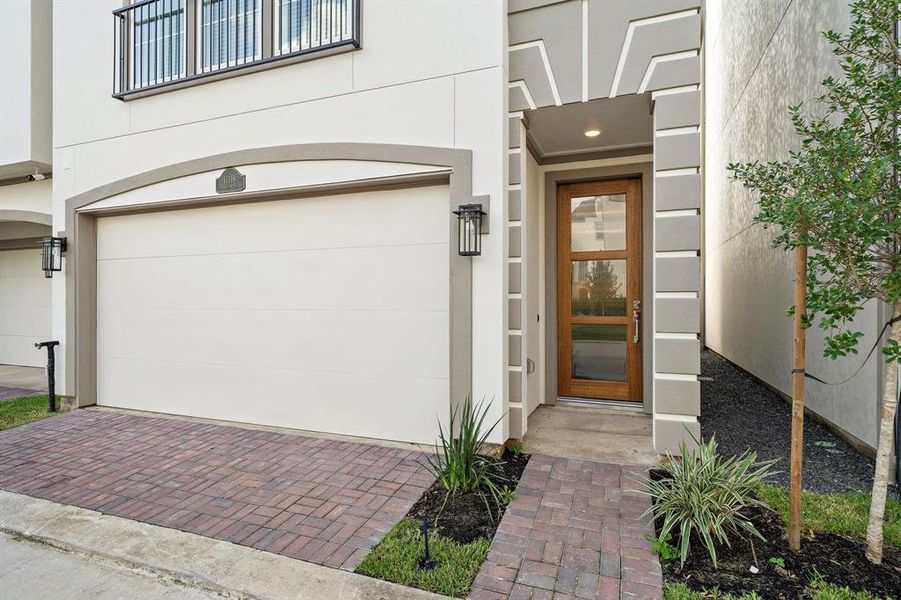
40;236;67;278
453;203;488;256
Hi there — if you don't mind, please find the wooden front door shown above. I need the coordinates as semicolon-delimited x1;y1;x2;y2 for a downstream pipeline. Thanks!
557;179;642;402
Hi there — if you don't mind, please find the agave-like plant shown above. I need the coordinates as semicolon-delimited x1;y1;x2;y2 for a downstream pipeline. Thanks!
422;397;508;519
639;433;778;567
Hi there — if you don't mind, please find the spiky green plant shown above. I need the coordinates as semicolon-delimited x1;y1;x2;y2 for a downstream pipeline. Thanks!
422;397;507;518
639;434;777;567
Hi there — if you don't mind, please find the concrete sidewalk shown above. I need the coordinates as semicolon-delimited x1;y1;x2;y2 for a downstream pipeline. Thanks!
0;531;220;599
0;490;447;600
0;365;47;392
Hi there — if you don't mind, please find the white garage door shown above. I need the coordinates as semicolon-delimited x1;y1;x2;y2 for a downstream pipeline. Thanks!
0;249;51;367
96;185;450;444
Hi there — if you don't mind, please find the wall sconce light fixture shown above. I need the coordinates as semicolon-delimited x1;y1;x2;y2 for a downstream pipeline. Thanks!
40;236;67;278
453;204;486;256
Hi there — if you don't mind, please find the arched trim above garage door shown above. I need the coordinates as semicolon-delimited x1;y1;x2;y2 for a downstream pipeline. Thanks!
0;209;52;226
65;143;480;429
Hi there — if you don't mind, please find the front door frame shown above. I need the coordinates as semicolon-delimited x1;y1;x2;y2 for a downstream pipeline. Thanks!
556;178;642;402
536;157;654;415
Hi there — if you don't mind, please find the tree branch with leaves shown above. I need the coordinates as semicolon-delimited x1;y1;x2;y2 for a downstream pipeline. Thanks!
729;0;900;564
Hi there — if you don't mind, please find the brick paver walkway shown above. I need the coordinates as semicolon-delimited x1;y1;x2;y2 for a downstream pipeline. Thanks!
469;455;662;600
0;410;433;571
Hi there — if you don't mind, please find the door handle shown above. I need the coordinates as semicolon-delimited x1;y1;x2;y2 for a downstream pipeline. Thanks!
632;300;641;343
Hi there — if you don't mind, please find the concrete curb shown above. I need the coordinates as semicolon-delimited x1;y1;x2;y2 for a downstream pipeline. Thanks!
0;490;448;600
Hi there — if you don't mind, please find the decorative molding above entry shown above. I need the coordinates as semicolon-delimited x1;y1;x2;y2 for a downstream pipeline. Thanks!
507;0;701;111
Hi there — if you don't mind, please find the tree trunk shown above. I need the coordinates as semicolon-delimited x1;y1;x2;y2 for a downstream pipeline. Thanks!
789;243;807;553
866;302;901;564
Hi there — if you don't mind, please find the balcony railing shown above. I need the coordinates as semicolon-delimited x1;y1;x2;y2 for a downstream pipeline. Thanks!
113;0;360;98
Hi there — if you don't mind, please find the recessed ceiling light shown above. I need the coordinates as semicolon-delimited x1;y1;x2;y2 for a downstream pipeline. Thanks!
584;129;602;138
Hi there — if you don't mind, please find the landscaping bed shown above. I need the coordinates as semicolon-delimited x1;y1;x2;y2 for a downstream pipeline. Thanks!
406;448;529;544
649;470;901;599
357;447;530;597
699;350;899;497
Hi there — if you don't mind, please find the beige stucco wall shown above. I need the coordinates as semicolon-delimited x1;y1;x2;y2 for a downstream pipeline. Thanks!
704;0;882;449
0;0;52;178
0;179;52;215
52;0;509;441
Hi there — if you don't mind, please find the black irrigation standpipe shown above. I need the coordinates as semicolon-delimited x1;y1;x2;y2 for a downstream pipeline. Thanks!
34;340;60;413
895;383;900;488
419;515;437;571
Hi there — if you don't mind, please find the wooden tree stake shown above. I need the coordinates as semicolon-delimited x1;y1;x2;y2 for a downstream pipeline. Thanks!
789;241;807;553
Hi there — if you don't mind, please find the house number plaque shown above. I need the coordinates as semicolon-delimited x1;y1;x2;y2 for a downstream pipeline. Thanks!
216;167;246;194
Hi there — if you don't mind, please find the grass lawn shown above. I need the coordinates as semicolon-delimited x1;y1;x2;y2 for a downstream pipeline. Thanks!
355;519;490;598
665;578;886;599
758;484;901;548
0;395;54;431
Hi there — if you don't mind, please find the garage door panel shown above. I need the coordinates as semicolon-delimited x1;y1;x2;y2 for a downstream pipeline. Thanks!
0;250;43;277
97;244;449;312
97;357;449;444
0;306;51;337
98;308;449;378
0;250;50;366
96;185;449;261
96;185;453;443
0;336;46;368
0;275;52;308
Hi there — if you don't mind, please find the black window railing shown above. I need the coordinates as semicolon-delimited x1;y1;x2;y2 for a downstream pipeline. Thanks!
113;0;360;98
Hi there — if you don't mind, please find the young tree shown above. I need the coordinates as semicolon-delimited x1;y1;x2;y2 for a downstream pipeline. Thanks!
728;0;900;563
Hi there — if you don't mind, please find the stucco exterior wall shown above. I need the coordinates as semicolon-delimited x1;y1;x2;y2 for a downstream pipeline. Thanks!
0;0;52;177
0;179;52;216
51;0;509;440
704;0;882;449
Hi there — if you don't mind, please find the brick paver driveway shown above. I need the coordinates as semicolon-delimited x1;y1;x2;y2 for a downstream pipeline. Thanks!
0;410;433;571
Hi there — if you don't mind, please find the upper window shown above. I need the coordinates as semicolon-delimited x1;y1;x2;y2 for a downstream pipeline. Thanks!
199;0;261;73
130;0;186;89
113;0;360;98
275;0;352;56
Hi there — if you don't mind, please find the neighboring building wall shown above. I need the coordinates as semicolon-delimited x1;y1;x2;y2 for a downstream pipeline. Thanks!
704;0;883;449
0;0;52;178
52;0;509;440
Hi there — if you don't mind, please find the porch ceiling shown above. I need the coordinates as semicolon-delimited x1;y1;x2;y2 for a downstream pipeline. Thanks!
526;94;653;159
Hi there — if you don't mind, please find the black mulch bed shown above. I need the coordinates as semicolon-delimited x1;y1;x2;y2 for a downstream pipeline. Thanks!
700;349;899;496
651;470;901;599
407;450;530;544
